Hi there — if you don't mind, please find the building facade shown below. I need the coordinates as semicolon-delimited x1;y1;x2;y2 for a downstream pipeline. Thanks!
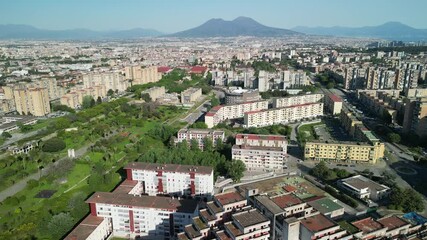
175;128;225;150
180;87;202;104
124;162;214;197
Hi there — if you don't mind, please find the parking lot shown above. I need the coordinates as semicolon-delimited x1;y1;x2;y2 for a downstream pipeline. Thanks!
313;117;352;142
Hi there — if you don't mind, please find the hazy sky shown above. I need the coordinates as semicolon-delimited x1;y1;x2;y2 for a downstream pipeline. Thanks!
1;0;426;32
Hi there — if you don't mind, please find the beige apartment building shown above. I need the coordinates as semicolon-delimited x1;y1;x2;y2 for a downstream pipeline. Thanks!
403;97;427;137
205;100;269;128
324;94;343;115
243;102;324;128
13;87;51;116
82;72;129;92
60;85;107;109
141;86;166;101
304;140;384;164
30;78;65;100
180;87;202;104
272;94;323;108
124;66;161;85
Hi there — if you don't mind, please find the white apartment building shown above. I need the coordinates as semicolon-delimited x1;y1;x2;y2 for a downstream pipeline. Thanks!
205;100;269;128
84;187;198;239
272;94;324;108
82;72;129;93
232;145;287;172
175;128;225;149
282;70;308;88
235;133;287;150
124;162;214;197
180;87;202;104
222;209;270;240
244;103;324;128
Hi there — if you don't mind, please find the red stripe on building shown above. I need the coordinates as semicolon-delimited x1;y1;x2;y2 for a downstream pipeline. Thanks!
190;181;195;195
90;203;97;216
126;169;133;180
129;210;134;232
158;178;164;193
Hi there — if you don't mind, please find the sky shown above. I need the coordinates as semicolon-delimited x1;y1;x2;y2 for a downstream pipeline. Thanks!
0;0;426;33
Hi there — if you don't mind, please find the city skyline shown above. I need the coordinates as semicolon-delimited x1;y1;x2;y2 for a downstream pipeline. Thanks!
1;0;426;33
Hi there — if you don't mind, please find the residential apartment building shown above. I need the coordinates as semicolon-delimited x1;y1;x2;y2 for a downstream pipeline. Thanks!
31;78;65;100
272;94;324;108
175;128;225;149
225;88;261;104
403;97;427;137
282;70;308;88
177;191;270;240
338;175;390;201
232;145;287;172
235;134;287;150
324;94;343;115
204;100;269;128
141;86;166;101
232;133;288;172
82;72;129;92
304;140;384;164
124;65;161;85
60;85;107;109
72;183;198;239
13;87;51;116
180;87;202;104
243;102;324;128
124;162;214;197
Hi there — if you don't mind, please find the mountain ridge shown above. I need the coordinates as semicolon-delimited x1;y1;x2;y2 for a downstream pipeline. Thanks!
168;16;301;38
0;24;163;39
292;22;427;40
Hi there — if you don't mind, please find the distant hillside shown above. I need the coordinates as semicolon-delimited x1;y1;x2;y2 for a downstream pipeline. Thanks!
169;16;302;38
0;24;163;40
292;22;427;41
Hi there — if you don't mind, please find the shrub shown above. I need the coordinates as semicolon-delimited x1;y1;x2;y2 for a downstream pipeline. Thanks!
42;138;66;152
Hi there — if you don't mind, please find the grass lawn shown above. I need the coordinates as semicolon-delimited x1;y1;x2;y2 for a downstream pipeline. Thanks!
297;122;323;143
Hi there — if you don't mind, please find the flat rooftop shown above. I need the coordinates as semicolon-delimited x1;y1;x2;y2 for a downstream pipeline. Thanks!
377;216;409;230
308;197;344;214
254;195;284;215
352;217;384;234
341;175;389;192
124;162;213;175
86;192;198;213
271;194;303;209
64;215;105;240
185;224;201;238
215;191;245;206
235;133;287;141
232;144;284;152
300;213;337;233
233;209;269;228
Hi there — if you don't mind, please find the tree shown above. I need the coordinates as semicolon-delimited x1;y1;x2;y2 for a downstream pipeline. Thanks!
203;137;213;152
54;118;71;130
42;137;66;152
227;160;246;182
211;95;220;107
96;96;102;105
82;95;95;109
189;122;208;129
107;89;114;96
387;133;401;143
17;122;33;132
1;131;12;138
68;192;89;218
389;187;425;212
190;138;200;151
141;93;152;102
47;213;74;239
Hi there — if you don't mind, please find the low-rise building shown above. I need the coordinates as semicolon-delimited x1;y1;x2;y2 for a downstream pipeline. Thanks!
300;213;347;240
175;128;225;149
235;133;287;150
307;197;344;219
180;87;202;104
141;86;166;102
225;88;261;104
124;162;214;197
273;94;323;108
304;140;384;164
338;175;390;201
243;102;324;128
324;94;343;115
205;100;269;128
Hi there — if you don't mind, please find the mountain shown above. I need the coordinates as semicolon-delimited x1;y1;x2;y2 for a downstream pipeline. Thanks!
169;16;301;37
0;24;163;40
292;22;427;41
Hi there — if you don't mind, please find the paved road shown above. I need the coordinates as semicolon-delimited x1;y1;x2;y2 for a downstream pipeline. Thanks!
1;128;46;149
0;143;92;202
